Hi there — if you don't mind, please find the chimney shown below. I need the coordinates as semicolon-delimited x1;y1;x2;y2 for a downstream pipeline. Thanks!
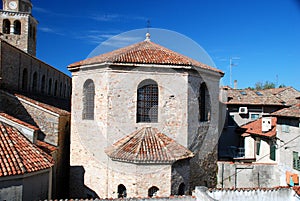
262;117;272;132
234;80;238;89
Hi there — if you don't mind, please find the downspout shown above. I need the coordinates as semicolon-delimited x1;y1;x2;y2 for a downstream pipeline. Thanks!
48;167;53;200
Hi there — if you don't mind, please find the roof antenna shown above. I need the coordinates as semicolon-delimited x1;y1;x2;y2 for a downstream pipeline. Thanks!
145;19;151;41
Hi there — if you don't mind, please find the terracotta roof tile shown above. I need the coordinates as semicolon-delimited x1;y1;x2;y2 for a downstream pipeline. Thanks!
36;140;57;154
237;117;277;138
272;104;300;118
0;121;54;177
0;112;39;131
225;89;285;106
15;93;70;115
68;40;223;75
263;87;300;106
105;127;194;164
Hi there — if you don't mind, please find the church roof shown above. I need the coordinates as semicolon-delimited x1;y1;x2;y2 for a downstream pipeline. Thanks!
0;121;54;177
105;127;194;164
68;40;223;75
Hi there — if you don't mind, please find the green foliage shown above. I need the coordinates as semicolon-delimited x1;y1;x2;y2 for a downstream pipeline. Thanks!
252;81;276;90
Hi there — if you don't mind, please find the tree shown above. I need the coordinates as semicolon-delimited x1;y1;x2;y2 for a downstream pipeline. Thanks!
252;81;276;90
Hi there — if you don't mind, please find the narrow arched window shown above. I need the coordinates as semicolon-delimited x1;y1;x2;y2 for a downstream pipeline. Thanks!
199;83;211;122
3;19;10;34
21;68;28;90
59;82;63;97
48;78;52;95
117;184;127;198
148;186;159;197
178;183;185;196
32;72;37;92
13;20;21;35
83;79;95;120
137;79;158;123
41;75;45;94
54;80;58;96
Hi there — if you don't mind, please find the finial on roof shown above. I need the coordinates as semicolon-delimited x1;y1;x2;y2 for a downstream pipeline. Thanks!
145;19;151;41
145;32;151;41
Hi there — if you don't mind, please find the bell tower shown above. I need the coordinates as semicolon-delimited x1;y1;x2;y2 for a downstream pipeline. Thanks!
0;0;37;56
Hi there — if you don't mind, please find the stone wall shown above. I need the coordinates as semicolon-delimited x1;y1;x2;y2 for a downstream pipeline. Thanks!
0;90;70;199
217;162;281;188
0;40;71;99
70;64;223;198
0;10;37;55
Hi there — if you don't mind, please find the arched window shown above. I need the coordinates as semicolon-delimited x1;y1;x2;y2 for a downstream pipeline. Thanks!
178;183;185;196
137;79;158;123
82;79;95;120
3;19;10;34
117;184;127;198
13;20;21;35
41;75;45;94
148;186;159;197
32;72;37;92
48;78;52;95
54;80;58;96
21;68;28;90
60;82;63;97
199;83;211;122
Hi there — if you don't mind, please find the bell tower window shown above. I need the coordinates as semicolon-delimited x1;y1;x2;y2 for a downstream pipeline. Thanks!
3;19;10;34
14;20;21;35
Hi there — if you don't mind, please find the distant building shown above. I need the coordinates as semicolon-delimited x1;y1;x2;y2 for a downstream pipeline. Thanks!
218;87;300;189
68;34;224;198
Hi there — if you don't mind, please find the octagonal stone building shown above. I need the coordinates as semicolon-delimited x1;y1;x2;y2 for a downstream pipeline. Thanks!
68;34;224;199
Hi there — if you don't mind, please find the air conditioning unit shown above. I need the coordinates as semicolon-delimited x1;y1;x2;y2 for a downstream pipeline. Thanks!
262;117;272;132
239;107;248;114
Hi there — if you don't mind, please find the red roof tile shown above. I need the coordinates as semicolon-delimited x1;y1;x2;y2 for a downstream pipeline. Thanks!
237;117;277;138
272;104;300;118
68;40;223;75
15;93;70;116
0;112;39;131
36;140;57;154
105;127;194;164
225;89;285;106
0;121;54;177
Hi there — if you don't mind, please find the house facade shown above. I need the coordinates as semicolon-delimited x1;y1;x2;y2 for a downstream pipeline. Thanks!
69;35;224;198
218;87;300;189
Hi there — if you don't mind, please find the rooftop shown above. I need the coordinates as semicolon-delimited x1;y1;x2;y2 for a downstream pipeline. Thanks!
272;104;300;118
224;88;286;106
105;127;194;164
237;117;277;138
68;40;223;75
0;121;54;177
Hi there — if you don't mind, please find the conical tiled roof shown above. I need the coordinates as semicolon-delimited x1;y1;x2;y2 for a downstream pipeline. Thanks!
105;127;194;164
68;40;223;75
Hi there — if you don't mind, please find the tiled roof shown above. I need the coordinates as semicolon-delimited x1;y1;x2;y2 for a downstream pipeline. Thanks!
0;112;39;131
225;89;285;106
68;40;223;75
0;121;54;177
237;117;277;138
36;140;57;154
105;127;194;164
272;104;300;118
15;93;70;115
263;87;300;106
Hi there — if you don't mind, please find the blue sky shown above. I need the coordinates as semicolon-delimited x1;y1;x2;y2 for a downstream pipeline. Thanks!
29;0;300;90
